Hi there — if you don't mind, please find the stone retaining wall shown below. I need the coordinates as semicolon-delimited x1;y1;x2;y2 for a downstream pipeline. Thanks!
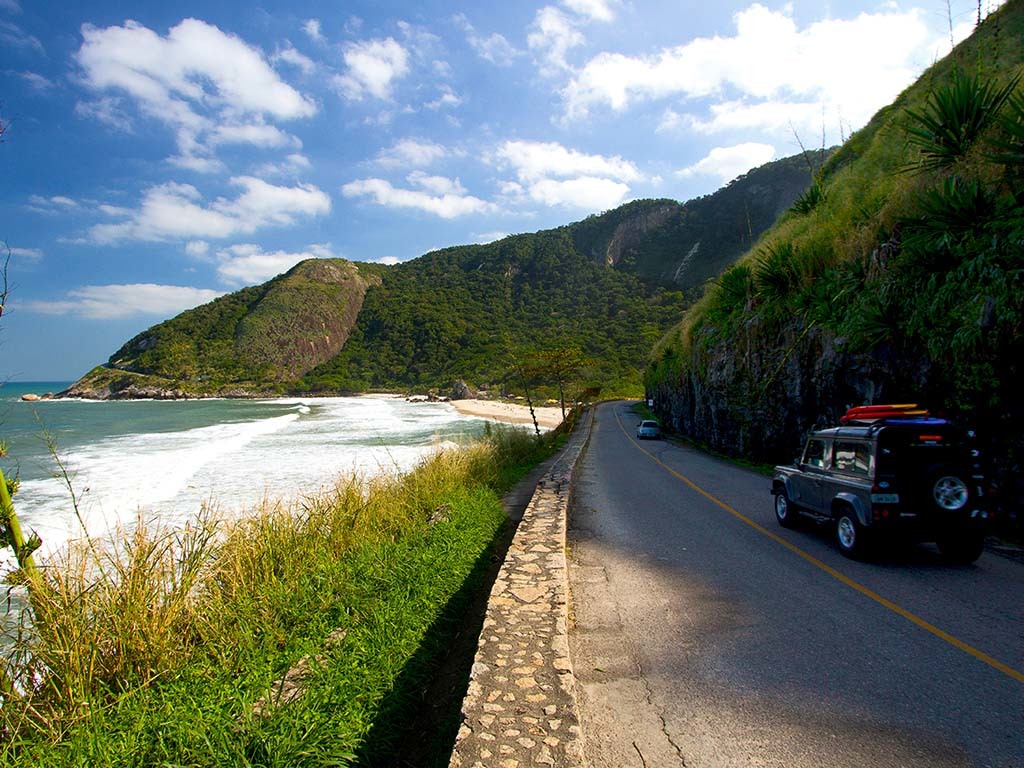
449;412;592;768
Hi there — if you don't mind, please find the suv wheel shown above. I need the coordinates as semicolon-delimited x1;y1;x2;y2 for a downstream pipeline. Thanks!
774;491;799;529
835;507;869;559
936;530;985;564
931;472;969;511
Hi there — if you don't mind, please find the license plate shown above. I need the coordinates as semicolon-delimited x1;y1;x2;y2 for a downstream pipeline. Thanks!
871;493;900;504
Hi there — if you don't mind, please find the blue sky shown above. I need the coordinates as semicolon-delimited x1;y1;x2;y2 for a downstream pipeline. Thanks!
0;0;1004;380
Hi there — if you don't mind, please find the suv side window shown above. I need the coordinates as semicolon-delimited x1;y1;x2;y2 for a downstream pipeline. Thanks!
833;441;870;475
802;438;828;468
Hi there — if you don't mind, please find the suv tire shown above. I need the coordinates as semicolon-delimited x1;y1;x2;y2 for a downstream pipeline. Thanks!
774;491;800;529
835;506;869;559
928;467;970;511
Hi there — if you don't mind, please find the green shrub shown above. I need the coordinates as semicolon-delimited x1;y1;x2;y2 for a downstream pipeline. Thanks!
904;71;1018;172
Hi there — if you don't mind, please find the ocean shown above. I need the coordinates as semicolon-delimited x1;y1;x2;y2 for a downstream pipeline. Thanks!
0;382;494;568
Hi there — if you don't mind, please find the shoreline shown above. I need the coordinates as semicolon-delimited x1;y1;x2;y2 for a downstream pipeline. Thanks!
33;385;566;431
449;399;563;430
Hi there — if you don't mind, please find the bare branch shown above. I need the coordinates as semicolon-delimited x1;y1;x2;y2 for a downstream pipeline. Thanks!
0;246;9;321
788;121;817;178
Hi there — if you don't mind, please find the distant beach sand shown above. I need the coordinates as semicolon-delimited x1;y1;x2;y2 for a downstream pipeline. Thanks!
450;399;563;430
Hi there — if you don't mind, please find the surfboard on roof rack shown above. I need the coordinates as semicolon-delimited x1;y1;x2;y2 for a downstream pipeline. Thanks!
840;403;930;425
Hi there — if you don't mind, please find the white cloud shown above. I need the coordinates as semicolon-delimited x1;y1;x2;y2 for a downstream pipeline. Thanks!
0;19;42;52
76;19;316;167
376;138;448;169
342;177;493;219
528;7;584;74
8;246;42;261
562;0;616;22
169;152;225;174
214;242;337;285
25;284;223;320
27;194;80;213
334;37;409;100
426;85;461;110
87;177;330;244
453;14;520;66
407;170;466;195
19;71;55;91
98;204;132;217
495;140;641;212
397;21;445;64
371;255;400;265
496;140;642;183
527;176;629;209
253;152;312;177
302;19;323;43
209;122;300;149
185;240;209;257
75;96;134;132
473;231;510;244
677;142;776;182
274;44;315;75
685;99;828;136
562;3;932;136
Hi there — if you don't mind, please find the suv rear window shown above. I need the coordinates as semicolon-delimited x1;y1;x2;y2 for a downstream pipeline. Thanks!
876;427;966;474
833;441;870;475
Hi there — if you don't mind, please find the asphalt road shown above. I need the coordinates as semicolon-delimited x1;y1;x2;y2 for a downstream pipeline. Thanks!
567;401;1023;768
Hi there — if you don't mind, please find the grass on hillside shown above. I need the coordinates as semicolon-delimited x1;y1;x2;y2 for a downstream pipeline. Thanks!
0;422;565;766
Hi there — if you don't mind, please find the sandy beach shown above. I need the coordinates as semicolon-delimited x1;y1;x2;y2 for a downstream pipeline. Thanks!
450;399;564;430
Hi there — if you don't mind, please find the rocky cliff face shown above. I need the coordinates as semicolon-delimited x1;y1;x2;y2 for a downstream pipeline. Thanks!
88;258;382;395
597;203;679;267
649;318;932;462
60;367;279;400
233;260;378;381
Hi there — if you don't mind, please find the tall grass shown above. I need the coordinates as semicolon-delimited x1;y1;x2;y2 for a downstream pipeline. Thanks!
0;424;561;765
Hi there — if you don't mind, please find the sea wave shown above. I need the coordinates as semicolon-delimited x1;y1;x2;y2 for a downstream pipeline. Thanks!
2;396;488;571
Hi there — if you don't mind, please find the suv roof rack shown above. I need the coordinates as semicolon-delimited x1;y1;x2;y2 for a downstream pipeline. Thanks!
841;417;950;436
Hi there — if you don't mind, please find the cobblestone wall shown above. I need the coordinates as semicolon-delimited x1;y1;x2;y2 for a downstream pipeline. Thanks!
450;414;592;768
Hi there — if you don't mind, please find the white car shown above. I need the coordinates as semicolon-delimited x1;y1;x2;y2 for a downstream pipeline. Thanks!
636;420;660;439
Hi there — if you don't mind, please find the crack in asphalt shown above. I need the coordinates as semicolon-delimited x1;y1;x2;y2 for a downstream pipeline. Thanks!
634;657;687;767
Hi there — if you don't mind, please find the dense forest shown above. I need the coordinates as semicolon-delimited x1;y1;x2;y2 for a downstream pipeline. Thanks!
298;230;685;394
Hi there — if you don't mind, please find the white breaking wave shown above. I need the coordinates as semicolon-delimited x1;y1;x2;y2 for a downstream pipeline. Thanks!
4;397;487;570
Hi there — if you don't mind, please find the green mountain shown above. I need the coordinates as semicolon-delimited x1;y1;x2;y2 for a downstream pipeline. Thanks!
64;152;819;400
570;152;825;290
646;0;1024;469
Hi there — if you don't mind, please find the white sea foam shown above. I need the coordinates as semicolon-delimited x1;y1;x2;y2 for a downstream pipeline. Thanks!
3;396;487;570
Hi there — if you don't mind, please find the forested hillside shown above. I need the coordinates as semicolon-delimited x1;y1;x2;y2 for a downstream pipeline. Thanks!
64;152;818;399
571;152;827;290
298;228;686;394
646;1;1024;471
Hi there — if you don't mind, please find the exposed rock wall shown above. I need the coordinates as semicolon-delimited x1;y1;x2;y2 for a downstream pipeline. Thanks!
598;203;678;267
649;319;930;463
234;261;377;381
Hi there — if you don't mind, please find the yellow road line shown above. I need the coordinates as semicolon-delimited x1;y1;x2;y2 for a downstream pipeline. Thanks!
614;408;1024;685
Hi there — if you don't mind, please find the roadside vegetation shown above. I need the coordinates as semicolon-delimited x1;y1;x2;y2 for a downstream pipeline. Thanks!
0;422;566;766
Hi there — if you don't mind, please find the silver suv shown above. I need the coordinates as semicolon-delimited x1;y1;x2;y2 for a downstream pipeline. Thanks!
772;418;989;561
